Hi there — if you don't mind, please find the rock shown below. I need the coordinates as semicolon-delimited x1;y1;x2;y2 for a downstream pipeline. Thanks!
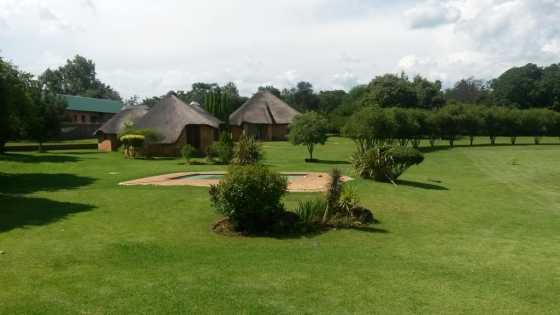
350;207;378;225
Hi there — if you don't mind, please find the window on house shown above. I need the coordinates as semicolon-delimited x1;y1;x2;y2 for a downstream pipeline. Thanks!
81;115;86;123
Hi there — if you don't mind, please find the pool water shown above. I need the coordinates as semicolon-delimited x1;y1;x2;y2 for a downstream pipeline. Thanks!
175;173;307;181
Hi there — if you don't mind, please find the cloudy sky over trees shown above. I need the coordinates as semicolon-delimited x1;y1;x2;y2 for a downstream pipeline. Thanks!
1;0;559;97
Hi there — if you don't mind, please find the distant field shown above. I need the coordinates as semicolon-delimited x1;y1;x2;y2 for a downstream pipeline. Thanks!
1;137;559;314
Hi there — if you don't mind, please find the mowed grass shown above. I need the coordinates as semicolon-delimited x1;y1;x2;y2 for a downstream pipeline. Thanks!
1;137;559;314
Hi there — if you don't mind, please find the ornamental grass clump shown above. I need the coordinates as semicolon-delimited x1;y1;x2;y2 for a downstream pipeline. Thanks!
351;145;424;184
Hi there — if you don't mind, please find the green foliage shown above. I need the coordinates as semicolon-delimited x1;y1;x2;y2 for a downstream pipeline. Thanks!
343;106;395;153
181;144;198;164
23;88;67;151
352;146;424;183
119;129;161;159
295;198;326;226
39;55;121;100
208;133;234;164
209;165;288;233
0;57;33;153
233;134;263;165
288;112;329;161
338;184;360;214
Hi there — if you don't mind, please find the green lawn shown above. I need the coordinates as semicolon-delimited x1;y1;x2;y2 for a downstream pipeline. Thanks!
1;137;559;314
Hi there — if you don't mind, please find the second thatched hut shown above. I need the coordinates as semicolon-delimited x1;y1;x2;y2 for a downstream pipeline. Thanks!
229;91;300;141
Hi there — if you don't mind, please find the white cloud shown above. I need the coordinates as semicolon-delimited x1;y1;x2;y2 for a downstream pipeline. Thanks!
0;0;558;98
404;0;461;29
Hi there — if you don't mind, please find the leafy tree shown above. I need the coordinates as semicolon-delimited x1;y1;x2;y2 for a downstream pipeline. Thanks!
502;108;523;144
521;109;551;144
433;105;464;146
445;77;491;104
389;108;420;146
0;58;32;153
39;55;121;100
24;86;67;152
343;106;395;153
288;81;321;112
328;85;369;132
368;73;417;108
318;90;347;114
492;63;544;108
462;105;484;146
412;75;445;109
288;112;329;161
483;106;506;145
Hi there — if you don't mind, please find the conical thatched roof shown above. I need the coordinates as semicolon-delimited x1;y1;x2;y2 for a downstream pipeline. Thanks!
229;91;300;126
134;95;222;144
95;105;149;135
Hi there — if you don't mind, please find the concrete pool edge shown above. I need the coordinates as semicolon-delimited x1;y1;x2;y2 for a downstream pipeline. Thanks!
119;171;353;192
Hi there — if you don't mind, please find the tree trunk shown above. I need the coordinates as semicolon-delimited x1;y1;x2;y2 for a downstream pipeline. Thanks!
308;144;314;161
510;137;516;145
449;138;454;147
38;142;45;153
0;141;5;154
490;136;496;145
534;137;540;145
469;136;474;146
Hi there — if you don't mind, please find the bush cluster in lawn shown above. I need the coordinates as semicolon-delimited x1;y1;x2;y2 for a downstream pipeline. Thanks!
181;144;198;165
352;146;424;183
210;166;376;236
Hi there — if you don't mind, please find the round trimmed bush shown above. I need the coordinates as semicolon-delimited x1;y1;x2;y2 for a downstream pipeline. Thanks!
209;165;288;233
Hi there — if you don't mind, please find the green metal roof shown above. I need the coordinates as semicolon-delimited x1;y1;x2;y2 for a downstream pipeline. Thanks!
63;95;123;114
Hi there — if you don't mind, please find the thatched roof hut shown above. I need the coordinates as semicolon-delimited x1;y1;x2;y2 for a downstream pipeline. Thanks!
95;105;149;152
133;94;222;155
229;91;300;141
95;105;149;136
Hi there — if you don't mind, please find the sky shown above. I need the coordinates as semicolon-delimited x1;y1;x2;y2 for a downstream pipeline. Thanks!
0;0;559;98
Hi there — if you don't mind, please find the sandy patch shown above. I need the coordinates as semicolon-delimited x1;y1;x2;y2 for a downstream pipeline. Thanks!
119;171;352;193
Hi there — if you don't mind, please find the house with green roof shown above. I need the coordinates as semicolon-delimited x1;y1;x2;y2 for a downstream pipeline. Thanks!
61;95;123;139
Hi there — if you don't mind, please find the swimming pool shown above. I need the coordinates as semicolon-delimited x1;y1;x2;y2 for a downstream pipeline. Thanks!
173;173;308;181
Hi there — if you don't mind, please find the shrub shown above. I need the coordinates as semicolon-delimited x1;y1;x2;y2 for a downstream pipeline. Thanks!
119;128;162;159
233;134;263;165
209;132;234;164
209;165;288;233
387;146;425;179
351;146;424;183
120;134;145;159
181;144;198;164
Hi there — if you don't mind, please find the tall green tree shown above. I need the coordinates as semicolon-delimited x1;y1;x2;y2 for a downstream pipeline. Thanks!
0;58;32;153
24;85;67;152
39;55;121;100
445;77;492;104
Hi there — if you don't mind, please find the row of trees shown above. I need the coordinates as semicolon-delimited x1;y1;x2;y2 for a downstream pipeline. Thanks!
343;105;560;150
0;57;67;153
